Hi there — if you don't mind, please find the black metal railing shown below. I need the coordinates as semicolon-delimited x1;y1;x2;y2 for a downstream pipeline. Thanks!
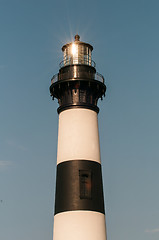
59;57;96;69
51;71;105;85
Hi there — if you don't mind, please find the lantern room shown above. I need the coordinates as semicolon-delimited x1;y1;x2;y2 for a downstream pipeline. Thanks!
60;35;95;68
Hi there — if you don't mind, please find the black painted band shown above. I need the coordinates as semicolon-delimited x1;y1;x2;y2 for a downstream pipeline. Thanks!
54;160;105;215
57;103;99;114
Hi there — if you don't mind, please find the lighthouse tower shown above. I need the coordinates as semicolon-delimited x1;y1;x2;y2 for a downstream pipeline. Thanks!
50;35;107;240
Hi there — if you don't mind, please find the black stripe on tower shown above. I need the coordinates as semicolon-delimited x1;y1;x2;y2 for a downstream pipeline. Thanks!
54;160;105;215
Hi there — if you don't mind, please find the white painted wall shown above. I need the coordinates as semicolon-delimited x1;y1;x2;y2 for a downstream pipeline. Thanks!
53;211;107;240
57;108;101;164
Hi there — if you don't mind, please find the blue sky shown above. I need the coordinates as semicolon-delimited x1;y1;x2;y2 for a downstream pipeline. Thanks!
1;0;159;239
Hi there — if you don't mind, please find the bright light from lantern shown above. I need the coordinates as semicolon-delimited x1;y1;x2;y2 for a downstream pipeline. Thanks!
71;43;77;55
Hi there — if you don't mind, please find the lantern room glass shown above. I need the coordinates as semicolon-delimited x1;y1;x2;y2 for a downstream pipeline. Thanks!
63;43;92;67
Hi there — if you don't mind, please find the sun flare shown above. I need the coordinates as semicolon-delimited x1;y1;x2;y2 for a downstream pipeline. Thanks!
71;43;78;55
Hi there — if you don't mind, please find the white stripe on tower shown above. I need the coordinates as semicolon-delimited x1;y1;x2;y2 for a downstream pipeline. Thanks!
57;108;100;164
53;211;106;240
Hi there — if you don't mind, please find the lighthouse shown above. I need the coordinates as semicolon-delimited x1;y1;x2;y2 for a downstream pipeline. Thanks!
50;35;107;240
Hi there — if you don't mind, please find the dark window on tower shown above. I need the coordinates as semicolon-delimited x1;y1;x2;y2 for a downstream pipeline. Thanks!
79;170;92;199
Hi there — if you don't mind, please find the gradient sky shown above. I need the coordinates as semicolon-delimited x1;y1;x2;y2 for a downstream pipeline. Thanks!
1;0;159;240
